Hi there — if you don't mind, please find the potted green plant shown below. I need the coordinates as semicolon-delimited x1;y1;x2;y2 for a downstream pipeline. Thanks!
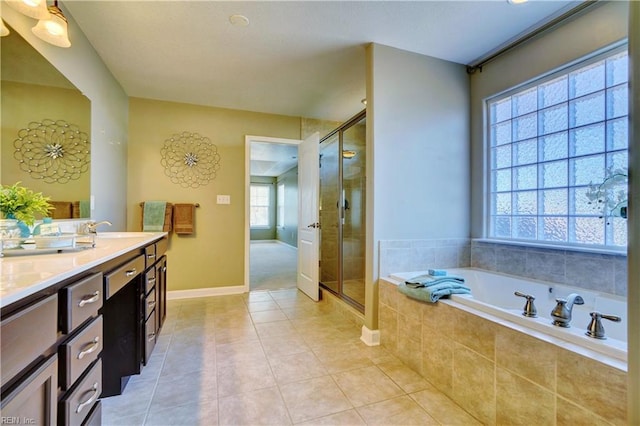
1;182;52;239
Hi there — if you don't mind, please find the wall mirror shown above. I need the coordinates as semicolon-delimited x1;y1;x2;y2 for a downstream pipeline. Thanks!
1;23;91;219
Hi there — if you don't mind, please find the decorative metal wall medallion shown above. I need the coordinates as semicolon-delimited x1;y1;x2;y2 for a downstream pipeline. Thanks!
160;131;221;188
13;119;90;183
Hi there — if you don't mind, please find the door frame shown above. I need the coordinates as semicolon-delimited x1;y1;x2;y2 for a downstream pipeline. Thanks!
244;135;303;292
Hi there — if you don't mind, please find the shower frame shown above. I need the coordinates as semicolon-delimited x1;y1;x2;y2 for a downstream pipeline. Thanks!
319;109;366;312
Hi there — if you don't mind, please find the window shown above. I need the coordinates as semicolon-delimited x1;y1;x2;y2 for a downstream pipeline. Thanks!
250;184;271;227
277;183;285;227
487;48;628;248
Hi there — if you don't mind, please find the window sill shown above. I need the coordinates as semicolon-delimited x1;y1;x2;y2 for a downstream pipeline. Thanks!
473;238;627;257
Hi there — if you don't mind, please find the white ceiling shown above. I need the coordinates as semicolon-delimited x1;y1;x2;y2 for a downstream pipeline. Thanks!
63;0;581;176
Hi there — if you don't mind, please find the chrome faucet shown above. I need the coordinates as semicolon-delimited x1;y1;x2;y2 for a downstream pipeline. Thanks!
551;293;584;327
81;220;112;234
514;291;537;318
585;311;621;340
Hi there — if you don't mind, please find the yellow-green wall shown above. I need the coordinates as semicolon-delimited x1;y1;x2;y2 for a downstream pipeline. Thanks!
1;81;91;203
127;97;301;291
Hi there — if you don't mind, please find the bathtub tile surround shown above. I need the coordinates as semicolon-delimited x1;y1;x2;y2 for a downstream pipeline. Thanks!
471;240;627;297
379;278;628;425
378;239;471;278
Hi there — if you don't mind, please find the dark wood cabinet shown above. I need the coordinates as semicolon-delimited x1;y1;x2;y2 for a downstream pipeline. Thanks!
0;235;168;424
0;355;58;426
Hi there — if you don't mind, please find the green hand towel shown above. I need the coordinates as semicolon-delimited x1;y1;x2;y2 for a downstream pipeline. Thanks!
143;201;167;232
79;200;91;218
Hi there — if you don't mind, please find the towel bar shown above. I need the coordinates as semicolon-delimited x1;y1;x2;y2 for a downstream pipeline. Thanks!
139;202;200;207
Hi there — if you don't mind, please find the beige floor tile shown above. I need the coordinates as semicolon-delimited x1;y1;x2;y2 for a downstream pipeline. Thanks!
218;386;292;425
216;360;276;397
333;365;404;407
251;309;289;323
268;350;329;384
261;334;310;359
244;291;275;303
103;411;146;426
377;360;430;393
296;409;366;426
279;376;353;423
149;369;217;412
104;288;474;426
247;300;282;312
215;340;267;368
255;319;298;338
356;395;438;425
410;383;482;425
145;399;218;426
101;378;157;419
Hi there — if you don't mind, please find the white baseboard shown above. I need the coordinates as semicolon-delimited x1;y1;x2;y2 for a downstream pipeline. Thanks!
167;285;246;300
360;325;381;346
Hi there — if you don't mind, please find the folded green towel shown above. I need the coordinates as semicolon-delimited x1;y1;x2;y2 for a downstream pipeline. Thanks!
397;282;471;303
143;201;166;232
79;200;91;218
405;273;465;288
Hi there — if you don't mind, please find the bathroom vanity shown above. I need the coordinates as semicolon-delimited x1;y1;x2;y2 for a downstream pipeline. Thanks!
0;232;168;425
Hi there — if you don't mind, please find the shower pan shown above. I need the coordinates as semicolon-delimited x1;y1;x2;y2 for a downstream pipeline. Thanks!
319;111;366;311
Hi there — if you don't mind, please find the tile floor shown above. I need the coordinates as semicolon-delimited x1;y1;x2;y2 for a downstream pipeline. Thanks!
102;289;480;425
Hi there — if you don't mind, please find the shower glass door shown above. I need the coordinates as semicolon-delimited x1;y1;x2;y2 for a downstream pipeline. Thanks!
319;111;366;311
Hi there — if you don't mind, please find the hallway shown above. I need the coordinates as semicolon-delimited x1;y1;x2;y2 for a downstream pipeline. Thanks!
250;240;297;291
101;289;480;425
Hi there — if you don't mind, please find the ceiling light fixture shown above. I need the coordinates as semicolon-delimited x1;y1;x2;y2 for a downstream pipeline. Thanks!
342;150;357;159
5;0;51;20
229;14;249;27
32;0;71;48
1;19;10;36
507;0;529;4
361;98;367;106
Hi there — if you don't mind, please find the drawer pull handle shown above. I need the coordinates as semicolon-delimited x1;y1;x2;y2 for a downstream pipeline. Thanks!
148;332;156;342
125;268;137;277
147;253;156;259
76;382;99;414
78;291;100;307
78;337;100;360
148;277;157;284
148;300;157;309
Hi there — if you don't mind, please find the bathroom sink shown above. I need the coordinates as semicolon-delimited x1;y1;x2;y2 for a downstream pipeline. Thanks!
96;232;158;239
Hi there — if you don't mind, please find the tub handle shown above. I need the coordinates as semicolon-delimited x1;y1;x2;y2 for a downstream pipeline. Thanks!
514;291;537;318
585;311;622;340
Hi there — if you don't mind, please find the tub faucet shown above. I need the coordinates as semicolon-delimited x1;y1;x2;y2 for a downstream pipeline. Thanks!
81;220;112;234
585;311;621;340
551;293;584;328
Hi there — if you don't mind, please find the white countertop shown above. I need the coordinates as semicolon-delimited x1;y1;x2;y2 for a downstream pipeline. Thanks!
0;232;167;309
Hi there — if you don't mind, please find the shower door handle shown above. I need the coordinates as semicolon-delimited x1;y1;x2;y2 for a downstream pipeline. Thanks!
307;222;320;229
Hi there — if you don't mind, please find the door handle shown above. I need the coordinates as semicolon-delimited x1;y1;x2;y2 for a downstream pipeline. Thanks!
307;222;320;229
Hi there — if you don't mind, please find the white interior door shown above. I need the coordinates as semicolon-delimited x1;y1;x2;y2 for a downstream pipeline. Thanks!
297;132;320;301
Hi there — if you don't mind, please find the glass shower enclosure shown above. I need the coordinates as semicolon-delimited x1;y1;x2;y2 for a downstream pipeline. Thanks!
319;111;366;311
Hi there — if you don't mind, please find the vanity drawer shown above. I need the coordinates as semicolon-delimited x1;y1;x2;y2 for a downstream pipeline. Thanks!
59;359;102;426
1;295;58;387
144;288;156;321
144;314;156;365
104;255;145;299
60;273;103;334
60;316;103;390
144;267;157;295
156;237;168;258
82;399;101;426
144;244;156;269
